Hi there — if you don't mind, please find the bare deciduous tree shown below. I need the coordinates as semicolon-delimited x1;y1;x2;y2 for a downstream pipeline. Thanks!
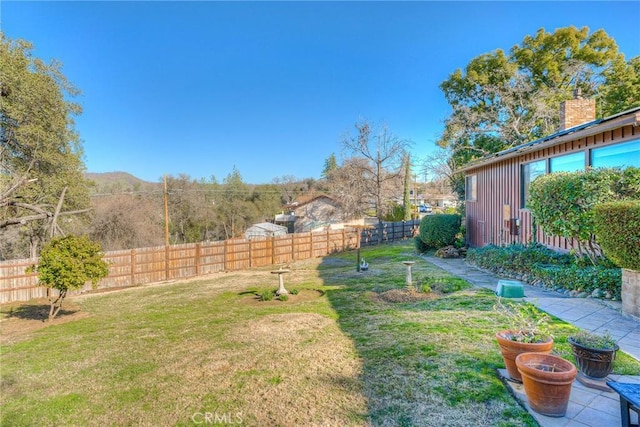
341;120;411;222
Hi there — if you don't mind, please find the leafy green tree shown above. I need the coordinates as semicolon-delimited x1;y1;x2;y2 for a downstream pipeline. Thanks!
1;33;92;259
165;174;216;243
322;153;338;179
439;26;639;191
214;167;257;239
251;183;283;222
29;235;108;321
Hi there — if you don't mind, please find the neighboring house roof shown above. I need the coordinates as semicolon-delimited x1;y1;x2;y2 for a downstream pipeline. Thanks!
244;222;288;239
286;194;336;210
458;106;640;173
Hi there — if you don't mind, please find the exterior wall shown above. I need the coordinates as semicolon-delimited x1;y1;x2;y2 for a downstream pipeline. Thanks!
465;123;639;250
292;197;342;232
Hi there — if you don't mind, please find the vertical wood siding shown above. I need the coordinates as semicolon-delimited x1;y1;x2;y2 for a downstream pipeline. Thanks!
466;124;638;249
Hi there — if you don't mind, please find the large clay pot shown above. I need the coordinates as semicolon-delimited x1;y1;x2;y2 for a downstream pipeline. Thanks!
516;352;577;417
496;331;553;382
568;337;619;379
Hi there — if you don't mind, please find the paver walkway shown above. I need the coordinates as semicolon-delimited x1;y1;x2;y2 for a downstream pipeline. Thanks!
422;255;640;427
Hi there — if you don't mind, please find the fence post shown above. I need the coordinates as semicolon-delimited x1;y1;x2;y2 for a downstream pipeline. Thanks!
224;240;229;271
271;236;275;265
342;228;346;252
248;239;252;268
310;232;314;258
130;249;136;286
195;243;201;276
164;245;170;280
326;228;331;255
291;234;295;262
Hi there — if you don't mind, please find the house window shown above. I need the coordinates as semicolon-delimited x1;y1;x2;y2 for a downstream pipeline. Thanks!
521;159;546;208
591;139;640;168
465;175;477;201
550;152;585;172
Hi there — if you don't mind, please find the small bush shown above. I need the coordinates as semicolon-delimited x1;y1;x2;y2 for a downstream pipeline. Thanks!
278;294;289;302
467;243;570;273
594;200;640;270
530;264;621;299
260;290;275;301
289;288;299;295
419;214;461;249
432;277;471;294
420;277;470;294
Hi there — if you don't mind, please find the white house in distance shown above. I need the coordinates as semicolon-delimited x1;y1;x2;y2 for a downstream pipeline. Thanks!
275;195;353;233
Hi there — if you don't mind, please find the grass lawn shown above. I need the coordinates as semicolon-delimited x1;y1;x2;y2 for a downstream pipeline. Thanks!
1;241;638;426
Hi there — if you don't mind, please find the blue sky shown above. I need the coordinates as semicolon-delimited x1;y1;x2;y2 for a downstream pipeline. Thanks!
2;1;639;184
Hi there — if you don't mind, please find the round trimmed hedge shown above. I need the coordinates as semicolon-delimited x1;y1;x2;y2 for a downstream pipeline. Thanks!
418;214;461;249
594;200;640;271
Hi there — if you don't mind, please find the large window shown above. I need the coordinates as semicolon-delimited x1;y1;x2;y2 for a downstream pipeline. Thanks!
521;160;546;208
591;139;640;168
550;152;585;172
465;175;477;201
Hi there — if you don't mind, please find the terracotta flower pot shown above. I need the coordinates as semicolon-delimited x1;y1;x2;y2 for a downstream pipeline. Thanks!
568;337;619;379
496;331;553;382
516;352;577;417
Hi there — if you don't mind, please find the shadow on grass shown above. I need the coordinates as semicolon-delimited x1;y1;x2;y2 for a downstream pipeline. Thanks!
4;304;77;321
318;242;538;427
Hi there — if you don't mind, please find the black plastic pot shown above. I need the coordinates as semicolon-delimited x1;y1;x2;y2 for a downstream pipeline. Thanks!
568;337;619;379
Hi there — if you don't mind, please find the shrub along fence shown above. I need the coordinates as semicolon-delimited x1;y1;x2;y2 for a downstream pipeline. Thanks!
0;220;419;303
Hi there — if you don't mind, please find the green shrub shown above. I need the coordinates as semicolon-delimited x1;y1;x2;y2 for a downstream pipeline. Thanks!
414;236;429;253
289;288;299;295
278;294;289;302
29;235;109;321
528;167;640;264
530;264;621;299
260;290;275;301
594;200;640;270
419;214;461;249
467;243;570;273
420;277;471;294
432;277;471;294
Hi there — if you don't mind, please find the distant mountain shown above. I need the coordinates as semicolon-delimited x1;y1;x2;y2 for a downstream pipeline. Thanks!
86;171;160;194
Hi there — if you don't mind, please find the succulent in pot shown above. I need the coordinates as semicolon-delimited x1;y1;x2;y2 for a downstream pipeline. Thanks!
495;299;553;382
568;330;619;379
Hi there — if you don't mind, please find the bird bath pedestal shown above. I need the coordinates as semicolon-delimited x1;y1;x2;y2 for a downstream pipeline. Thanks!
402;261;415;291
271;268;290;295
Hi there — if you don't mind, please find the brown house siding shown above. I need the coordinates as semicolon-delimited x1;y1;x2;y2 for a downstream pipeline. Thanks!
465;122;639;250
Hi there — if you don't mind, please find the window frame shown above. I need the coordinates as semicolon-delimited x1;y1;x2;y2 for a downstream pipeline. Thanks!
521;159;547;209
465;174;477;202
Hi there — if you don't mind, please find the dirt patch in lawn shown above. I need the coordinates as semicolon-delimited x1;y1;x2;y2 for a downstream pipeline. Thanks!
238;289;325;305
375;289;439;303
0;300;89;345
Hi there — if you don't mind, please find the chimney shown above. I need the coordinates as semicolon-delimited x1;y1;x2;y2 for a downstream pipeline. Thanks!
559;88;596;131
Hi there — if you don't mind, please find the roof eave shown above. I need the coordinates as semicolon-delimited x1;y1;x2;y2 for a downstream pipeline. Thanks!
457;108;640;173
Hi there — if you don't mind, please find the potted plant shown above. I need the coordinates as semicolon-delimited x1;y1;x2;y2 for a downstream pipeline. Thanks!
516;352;577;417
568;329;619;379
495;299;553;382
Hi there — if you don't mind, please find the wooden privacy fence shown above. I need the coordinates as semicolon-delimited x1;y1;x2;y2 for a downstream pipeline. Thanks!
0;219;419;303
